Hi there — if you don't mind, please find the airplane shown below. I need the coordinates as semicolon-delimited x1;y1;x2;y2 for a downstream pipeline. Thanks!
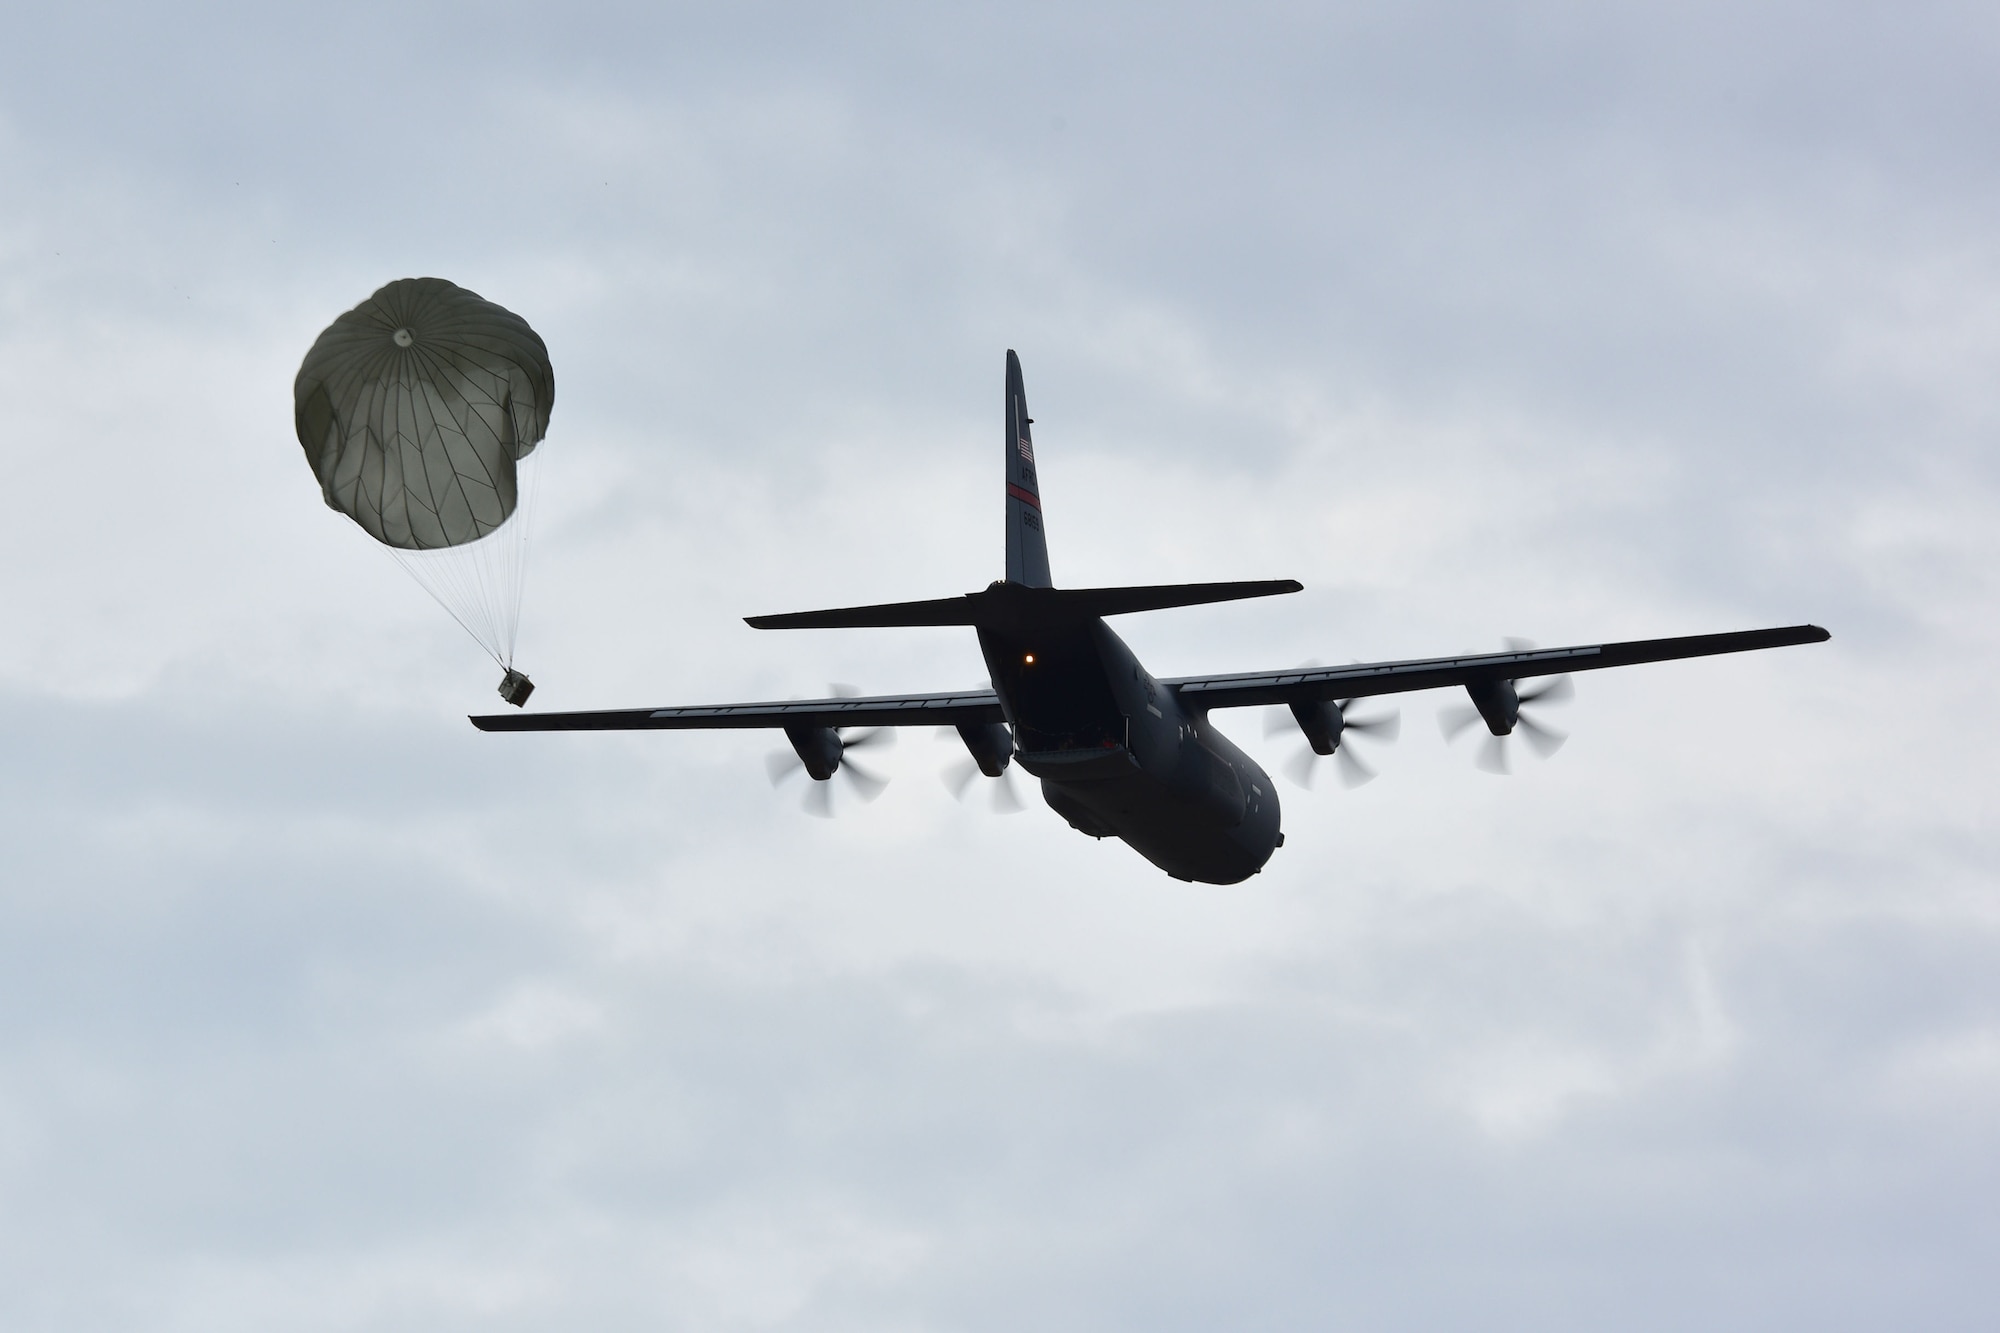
473;351;1829;884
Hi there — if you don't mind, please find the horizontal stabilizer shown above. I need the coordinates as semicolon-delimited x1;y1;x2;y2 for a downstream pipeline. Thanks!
745;579;1303;630
1059;580;1303;617
745;596;981;630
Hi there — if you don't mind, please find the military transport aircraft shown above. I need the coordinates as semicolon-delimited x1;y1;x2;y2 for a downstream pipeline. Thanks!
473;351;1828;884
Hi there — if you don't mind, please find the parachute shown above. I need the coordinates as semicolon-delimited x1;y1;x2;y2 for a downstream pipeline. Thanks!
295;278;553;705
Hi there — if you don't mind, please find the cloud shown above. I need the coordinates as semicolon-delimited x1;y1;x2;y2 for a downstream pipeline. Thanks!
1;2;1997;1329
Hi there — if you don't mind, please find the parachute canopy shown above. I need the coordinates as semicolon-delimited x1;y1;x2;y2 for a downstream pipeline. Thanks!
295;278;555;691
294;277;553;551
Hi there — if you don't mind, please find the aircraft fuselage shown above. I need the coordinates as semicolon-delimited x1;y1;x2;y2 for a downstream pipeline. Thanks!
977;611;1282;884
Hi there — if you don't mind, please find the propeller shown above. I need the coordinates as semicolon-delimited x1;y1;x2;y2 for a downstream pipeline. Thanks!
942;753;1028;813
1264;699;1402;788
1260;660;1401;789
938;715;1026;814
765;684;895;816
1438;639;1574;775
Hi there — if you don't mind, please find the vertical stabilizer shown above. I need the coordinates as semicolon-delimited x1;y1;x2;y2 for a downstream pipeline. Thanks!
1004;349;1053;587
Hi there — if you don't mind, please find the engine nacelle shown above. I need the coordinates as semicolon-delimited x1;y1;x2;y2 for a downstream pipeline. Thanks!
783;723;844;780
1464;678;1520;735
955;722;1014;777
1287;699;1346;755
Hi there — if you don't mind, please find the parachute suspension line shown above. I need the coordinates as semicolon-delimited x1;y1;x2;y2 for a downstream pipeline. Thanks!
380;449;548;671
384;542;507;669
501;444;548;668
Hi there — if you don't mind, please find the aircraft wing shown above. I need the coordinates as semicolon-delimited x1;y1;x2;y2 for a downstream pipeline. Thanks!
470;687;1004;732
1165;624;1830;710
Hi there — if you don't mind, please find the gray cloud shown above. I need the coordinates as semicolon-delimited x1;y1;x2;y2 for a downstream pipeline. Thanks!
1;2;1996;1329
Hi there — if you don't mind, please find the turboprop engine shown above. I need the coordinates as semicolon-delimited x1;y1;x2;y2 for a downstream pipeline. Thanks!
1269;696;1401;788
1288;699;1346;754
1440;664;1573;775
783;723;846;780
769;721;894;814
942;721;1023;811
955;722;1014;776
1464;678;1521;735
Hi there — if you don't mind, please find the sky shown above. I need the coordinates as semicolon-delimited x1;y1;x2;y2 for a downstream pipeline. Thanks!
2;2;1997;1328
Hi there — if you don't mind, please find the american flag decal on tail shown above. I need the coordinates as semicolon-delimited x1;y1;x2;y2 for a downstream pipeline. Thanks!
1018;435;1034;464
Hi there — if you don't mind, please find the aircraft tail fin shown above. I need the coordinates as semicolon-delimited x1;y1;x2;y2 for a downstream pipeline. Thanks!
1004;349;1052;588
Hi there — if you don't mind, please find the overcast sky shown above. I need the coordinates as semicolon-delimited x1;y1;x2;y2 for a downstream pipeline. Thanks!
2;3;1997;1329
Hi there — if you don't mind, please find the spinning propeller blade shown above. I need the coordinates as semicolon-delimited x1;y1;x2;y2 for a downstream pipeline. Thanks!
1441;639;1573;774
939;739;1027;814
1438;704;1485;742
1270;685;1401;790
766;687;895;815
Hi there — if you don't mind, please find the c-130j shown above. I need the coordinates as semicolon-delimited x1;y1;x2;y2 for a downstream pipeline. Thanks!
474;351;1828;884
